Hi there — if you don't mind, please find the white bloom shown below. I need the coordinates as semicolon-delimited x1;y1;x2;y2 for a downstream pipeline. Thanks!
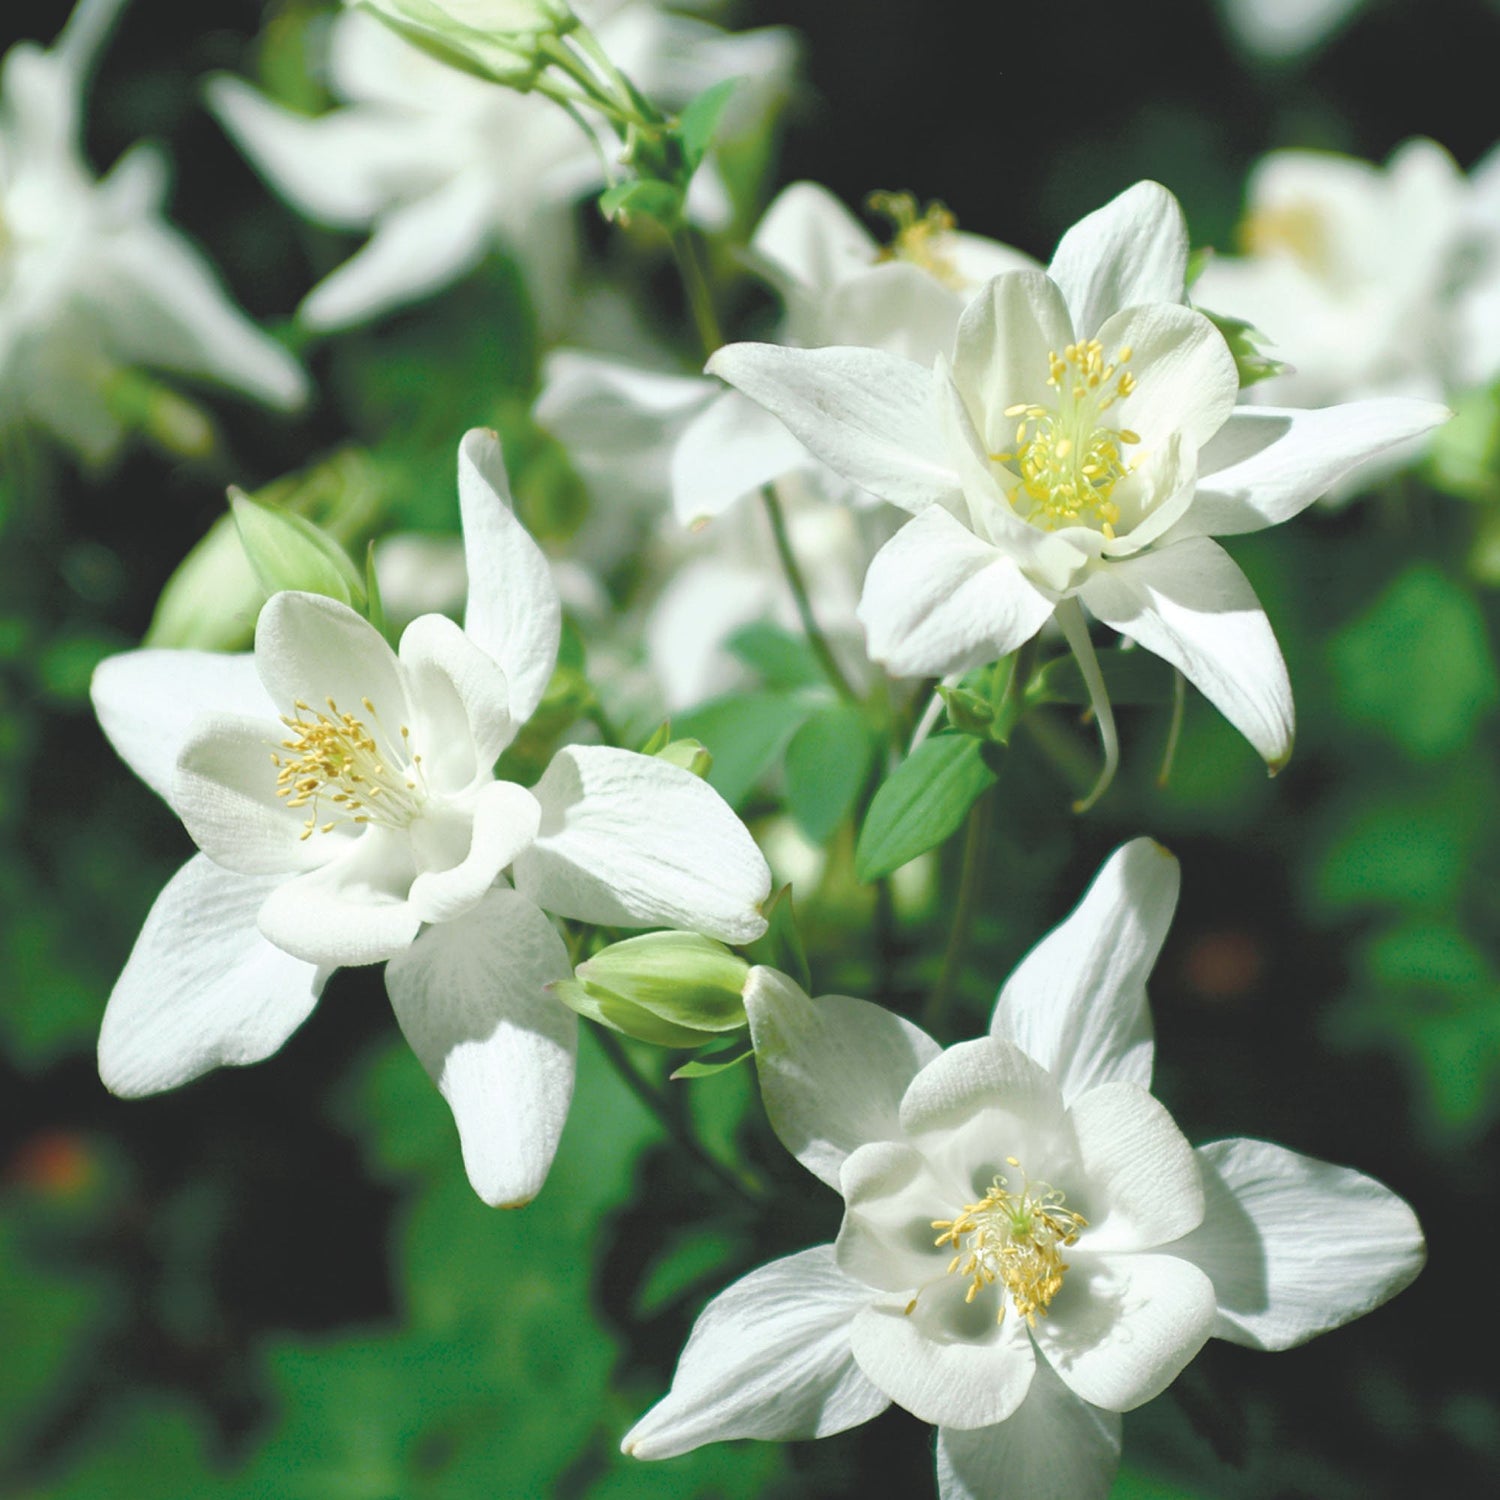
710;181;1449;787
1217;0;1364;60
623;839;1425;1499
0;0;307;464
207;3;794;333
91;428;771;1207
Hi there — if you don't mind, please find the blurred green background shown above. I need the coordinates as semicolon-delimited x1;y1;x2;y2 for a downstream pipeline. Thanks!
3;0;1499;1495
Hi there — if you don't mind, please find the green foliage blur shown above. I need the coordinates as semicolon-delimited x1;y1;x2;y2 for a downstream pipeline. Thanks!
4;0;1499;1495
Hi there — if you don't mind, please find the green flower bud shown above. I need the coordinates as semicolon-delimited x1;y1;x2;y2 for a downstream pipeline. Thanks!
552;932;750;1048
654;737;713;779
348;0;576;88
230;489;368;610
144;512;264;651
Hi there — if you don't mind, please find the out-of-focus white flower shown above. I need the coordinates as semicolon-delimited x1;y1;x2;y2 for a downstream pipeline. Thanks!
0;0;307;464
91;428;770;1208
623;840;1425;1500
349;0;576;86
208;2;795;333
710;182;1448;794
1218;0;1364;60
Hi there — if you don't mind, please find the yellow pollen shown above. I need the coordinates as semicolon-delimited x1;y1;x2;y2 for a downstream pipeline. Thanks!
1239;200;1329;272
867;190;965;290
271;697;426;841
988;339;1141;532
929;1157;1087;1327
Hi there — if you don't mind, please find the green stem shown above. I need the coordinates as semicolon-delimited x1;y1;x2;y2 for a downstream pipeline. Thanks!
670;227;725;358
1158;668;1186;788
923;788;992;1036
591;1025;764;1208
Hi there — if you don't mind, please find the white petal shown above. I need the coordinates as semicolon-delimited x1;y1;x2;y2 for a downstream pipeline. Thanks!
1080;538;1293;769
1047;181;1189;334
298;170;496;330
385;888;575;1207
622;1245;889;1458
1034;1251;1216;1411
92;648;270;806
750;180;878;297
99;855;324;1097
1166;1138;1425;1351
456;428;562;727
836;1140;964;1291
935;1359;1121;1500
671;389;814;526
820;263;968;364
991;838;1179;1104
405;780;540;926
850;1280;1036;1429
706;343;959;513
745;968;940;1191
1067;1083;1204;1252
512;745;770;943
256;827;422;966
858;507;1054;678
1172;399;1452;540
398;611;515;782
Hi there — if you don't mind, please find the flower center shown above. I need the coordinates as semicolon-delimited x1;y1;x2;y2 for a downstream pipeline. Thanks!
272;697;427;840
930;1156;1087;1327
868;190;965;290
991;341;1141;537
1238;199;1329;274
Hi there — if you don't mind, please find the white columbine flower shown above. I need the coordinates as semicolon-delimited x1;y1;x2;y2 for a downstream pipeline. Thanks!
0;0;307;464
207;2;794;334
709;181;1449;795
90;428;771;1208
623;839;1425;1500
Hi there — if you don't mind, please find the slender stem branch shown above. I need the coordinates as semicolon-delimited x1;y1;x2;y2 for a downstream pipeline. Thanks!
923;788;992;1036
670;227;725;358
591;1025;764;1207
1158;668;1186;788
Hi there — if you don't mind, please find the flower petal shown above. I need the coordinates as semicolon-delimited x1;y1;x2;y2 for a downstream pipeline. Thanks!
858;508;1055;678
98;855;325;1097
513;745;770;943
706;342;959;513
836;1140;964;1292
1166;1138;1425;1351
385;888;576;1207
457;428;562;727
671;388;820;525
1066;1082;1204;1252
1034;1251;1216;1411
1171;399;1452;540
1079;538;1293;769
405;780;540;926
935;1358;1121;1500
256;827;422;966
622;1245;889;1459
1047;181;1189;335
398;611;515;783
850;1279;1036;1429
991;838;1179;1104
92;648;271;807
750;180;878;299
745;968;940;1191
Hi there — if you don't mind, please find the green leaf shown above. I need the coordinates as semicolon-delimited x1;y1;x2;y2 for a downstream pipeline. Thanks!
677;77;740;169
725;621;823;689
598;177;683;227
670;1046;754;1080
673;691;815;808
783;702;876;843
855;734;996;881
1329;563;1499;760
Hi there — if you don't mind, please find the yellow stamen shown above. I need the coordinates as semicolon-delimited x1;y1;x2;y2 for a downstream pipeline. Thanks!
868;190;964;290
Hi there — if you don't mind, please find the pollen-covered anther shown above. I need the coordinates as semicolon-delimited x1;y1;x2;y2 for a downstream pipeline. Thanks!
867;189;964;290
931;1156;1087;1326
271;695;427;840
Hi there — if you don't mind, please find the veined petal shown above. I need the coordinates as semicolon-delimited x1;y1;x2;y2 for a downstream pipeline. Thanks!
385;888;575;1208
1067;1083;1204;1252
513;745;770;943
858;508;1055;679
1047;181;1189;334
98;855;325;1097
991;838;1179;1104
405;780;540;926
399;611;514;784
1079;538;1294;769
622;1246;889;1459
836;1140;964;1292
671;389;816;526
745;968;940;1191
256;826;421;966
706;343;959;514
457;428;562;727
821;262;967;364
92;648;271;807
1034;1251;1216;1411
850;1279;1036;1429
750;180;878;298
1167;1138;1425;1351
1170;399;1452;540
935;1359;1121;1500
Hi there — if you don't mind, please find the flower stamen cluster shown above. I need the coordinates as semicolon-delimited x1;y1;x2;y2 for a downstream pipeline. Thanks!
868;190;964;289
931;1156;1088;1326
273;697;427;839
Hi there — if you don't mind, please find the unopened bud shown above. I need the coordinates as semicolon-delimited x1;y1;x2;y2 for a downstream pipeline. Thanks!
654;737;712;779
230;489;367;610
348;0;575;87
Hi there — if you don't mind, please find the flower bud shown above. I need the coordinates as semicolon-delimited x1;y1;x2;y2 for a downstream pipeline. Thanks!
230;489;368;610
654;737;713;779
347;0;575;88
552;932;750;1048
143;512;264;651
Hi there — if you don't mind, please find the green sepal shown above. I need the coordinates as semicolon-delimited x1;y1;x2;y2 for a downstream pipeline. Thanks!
670;1045;754;1080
